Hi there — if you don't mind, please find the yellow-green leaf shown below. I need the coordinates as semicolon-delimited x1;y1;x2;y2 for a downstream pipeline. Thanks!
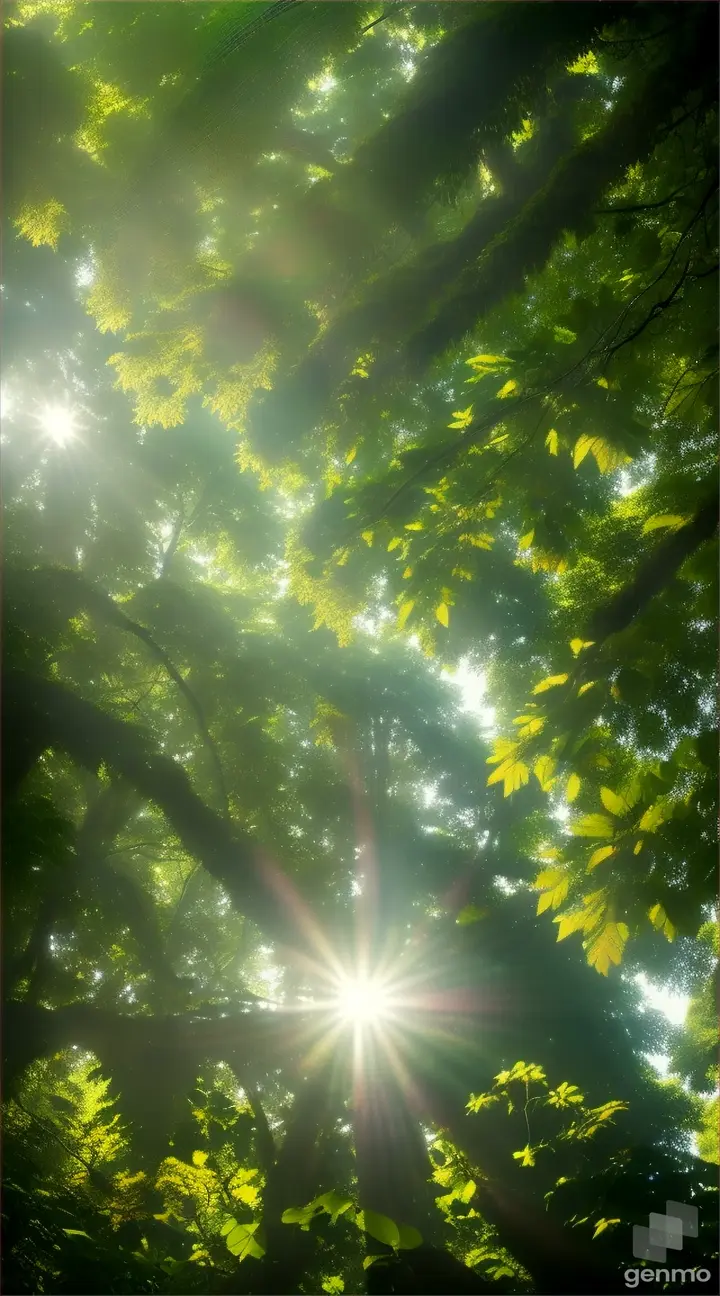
361;530;374;546
397;599;415;630
456;904;488;926
435;602;450;628
642;514;690;535
387;536;402;551
516;716;545;738
467;354;513;368
518;529;535;550
648;903;676;942
587;845;615;871
534;868;565;890
571;814;615;838
555;910;590;941
532;673;569;695
578;681;596;696
566;773;581;803
512;1146;535;1167
496;379;518;399
192;1150;208;1167
486;738;517;765
600;787;632;817
345;446;357;464
570;638;595;656
487;757;530;797
534;754;556;791
593;1218;621;1239
448;405;474;429
573;435;631;474
638;803;664;832
537;876;569;915
546;428;559;456
585;921;629;976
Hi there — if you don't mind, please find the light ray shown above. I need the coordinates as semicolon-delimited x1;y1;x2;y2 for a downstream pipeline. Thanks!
38;403;78;448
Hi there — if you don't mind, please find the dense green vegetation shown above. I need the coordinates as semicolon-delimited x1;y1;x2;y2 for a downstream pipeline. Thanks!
2;3;718;1293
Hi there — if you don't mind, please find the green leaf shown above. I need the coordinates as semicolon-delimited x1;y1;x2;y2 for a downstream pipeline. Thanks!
315;1191;354;1222
573;435;630;473
456;903;487;925
226;1222;265;1261
397;1224;423;1250
642;513;689;535
355;1210;401;1249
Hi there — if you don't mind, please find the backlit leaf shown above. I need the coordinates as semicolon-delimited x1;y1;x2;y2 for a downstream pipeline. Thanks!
532;673;569;694
545;428;559;455
585;921;629;975
435;602;449;628
448;405;474;429
566;773;581;802
534;754;556;791
573;435;630;473
397;599;415;630
600;787;632;817
355;1210;400;1249
226;1222;265;1260
638;803;664;832
648;903;676;942
593;1218;621;1239
587;845;615;870
456;904;488;926
571;814;615;838
642;514;690;535
397;1224;423;1250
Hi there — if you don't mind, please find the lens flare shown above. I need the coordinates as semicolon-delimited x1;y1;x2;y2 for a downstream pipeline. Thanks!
335;975;392;1024
39;404;77;448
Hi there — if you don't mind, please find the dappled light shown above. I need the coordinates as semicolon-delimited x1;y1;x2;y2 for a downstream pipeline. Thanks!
2;3;718;1295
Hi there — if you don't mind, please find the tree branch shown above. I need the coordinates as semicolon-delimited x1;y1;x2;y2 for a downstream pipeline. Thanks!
2;670;292;942
586;493;718;644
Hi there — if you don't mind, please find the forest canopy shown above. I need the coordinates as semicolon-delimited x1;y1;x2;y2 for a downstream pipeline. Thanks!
1;3;718;1294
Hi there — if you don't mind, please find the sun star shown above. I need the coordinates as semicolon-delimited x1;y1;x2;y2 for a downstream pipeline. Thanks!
335;975;392;1025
